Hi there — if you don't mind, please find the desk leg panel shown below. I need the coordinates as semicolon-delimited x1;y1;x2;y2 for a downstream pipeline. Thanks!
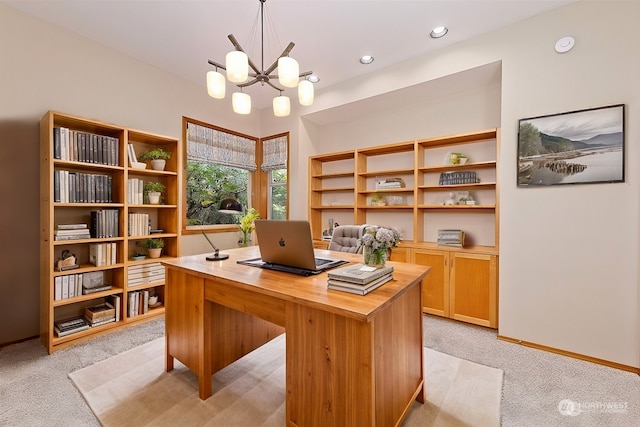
208;301;285;373
373;282;425;426
164;269;212;398
286;303;375;427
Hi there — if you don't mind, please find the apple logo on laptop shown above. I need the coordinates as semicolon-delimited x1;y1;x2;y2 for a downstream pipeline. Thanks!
279;238;286;247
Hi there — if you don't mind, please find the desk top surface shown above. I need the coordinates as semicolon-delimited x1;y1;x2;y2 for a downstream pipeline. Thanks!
162;247;429;322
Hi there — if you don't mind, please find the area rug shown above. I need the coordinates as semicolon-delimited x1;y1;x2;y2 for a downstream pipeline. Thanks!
69;335;503;426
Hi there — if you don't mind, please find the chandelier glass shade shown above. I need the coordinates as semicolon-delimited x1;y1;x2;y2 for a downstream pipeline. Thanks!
206;0;314;117
273;95;290;117
232;92;251;115
206;70;225;99
298;79;314;106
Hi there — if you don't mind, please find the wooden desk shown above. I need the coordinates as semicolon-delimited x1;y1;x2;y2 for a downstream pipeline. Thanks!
163;247;429;427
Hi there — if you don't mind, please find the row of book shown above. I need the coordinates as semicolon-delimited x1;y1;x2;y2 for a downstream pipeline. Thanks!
127;178;145;205
437;229;465;247
53;270;112;300
54;170;113;203
128;213;151;237
53;127;120;166
89;242;118;266
327;263;394;295
128;262;165;287
128;290;153;318
90;209;119;238
439;171;479;185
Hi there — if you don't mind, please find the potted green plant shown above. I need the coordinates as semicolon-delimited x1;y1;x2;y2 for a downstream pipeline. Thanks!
144;181;165;205
139;147;172;171
143;238;164;258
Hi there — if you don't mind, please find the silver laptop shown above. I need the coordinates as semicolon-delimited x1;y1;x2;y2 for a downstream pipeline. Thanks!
238;220;347;276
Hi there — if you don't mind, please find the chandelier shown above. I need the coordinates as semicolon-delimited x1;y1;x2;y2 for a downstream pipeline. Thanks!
206;0;314;117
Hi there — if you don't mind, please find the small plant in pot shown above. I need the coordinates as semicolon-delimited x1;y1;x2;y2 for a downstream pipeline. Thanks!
143;238;164;258
144;181;165;205
138;147;171;171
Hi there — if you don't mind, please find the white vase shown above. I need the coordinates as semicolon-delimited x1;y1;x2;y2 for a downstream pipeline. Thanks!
151;159;166;171
148;192;161;205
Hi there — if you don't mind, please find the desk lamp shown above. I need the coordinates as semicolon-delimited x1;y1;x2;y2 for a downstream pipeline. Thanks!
203;198;244;261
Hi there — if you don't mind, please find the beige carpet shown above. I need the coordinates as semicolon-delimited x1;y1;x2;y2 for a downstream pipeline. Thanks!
69;335;502;426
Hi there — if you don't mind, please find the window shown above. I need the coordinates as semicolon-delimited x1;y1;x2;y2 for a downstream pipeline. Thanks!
262;133;289;220
182;118;289;233
183;118;257;232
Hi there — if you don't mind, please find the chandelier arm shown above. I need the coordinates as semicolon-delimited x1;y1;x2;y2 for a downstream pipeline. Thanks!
237;78;260;88
299;71;313;78
208;60;226;70
264;42;295;75
266;80;284;92
228;34;261;74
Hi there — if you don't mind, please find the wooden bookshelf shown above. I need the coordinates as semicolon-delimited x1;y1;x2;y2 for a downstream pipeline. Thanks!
40;111;181;353
309;129;500;328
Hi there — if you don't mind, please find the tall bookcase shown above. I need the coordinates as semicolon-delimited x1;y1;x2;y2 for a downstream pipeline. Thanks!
40;111;181;353
308;129;499;328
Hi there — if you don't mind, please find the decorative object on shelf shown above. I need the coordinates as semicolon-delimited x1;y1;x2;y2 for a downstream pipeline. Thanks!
56;250;79;271
517;104;624;187
131;254;146;261
370;194;386;206
456;191;472;205
447;152;469;165
143;238;164;258
138;147;171;171
148;295;159;306
359;226;401;268
445;192;456;206
238;208;260;247
205;0;315;117
144;181;165;205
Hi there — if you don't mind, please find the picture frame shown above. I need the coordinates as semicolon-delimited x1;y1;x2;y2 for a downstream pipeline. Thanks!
517;104;625;186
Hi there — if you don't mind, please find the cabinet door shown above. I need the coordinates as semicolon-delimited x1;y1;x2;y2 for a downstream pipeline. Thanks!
450;253;497;328
389;246;410;263
411;249;449;317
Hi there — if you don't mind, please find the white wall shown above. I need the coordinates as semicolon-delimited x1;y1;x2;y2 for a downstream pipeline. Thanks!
298;1;639;368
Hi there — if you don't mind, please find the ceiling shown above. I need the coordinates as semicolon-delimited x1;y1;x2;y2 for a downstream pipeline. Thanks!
6;0;573;110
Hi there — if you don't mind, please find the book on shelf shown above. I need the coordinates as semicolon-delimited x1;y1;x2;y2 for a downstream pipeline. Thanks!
327;263;394;285
82;284;113;295
127;143;138;166
327;274;393;295
54;316;90;337
106;295;121;322
57;223;88;230
437;229;465;247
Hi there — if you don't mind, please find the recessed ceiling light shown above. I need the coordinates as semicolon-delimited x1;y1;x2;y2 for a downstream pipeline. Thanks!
429;26;448;39
307;75;320;83
359;55;374;65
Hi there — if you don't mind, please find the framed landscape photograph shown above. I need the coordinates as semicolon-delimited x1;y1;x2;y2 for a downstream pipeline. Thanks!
517;104;625;186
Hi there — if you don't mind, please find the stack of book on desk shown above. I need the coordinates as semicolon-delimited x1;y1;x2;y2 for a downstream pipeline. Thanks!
327;263;394;295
